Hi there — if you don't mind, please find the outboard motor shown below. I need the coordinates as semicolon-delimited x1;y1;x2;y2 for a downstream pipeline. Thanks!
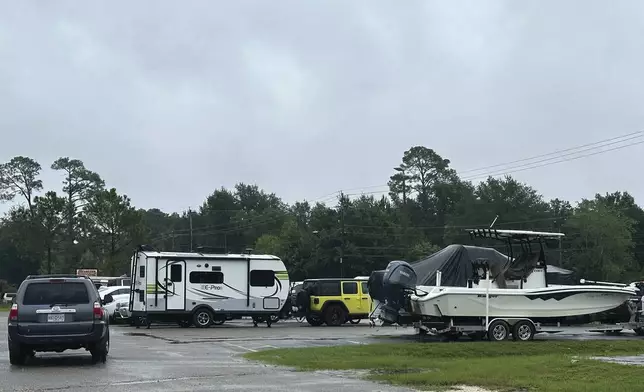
367;270;386;302
379;260;417;325
367;270;386;322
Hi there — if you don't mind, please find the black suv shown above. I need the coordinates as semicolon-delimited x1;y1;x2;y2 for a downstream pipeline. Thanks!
7;274;111;365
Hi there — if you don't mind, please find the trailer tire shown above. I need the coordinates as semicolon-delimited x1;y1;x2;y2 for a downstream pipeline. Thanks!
635;327;644;336
512;320;535;341
487;320;510;341
193;308;214;328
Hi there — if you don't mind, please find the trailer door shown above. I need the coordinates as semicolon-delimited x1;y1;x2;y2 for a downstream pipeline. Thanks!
166;260;186;311
131;253;146;312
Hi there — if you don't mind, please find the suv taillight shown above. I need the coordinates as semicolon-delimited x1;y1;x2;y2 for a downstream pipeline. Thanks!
93;302;103;319
9;304;18;321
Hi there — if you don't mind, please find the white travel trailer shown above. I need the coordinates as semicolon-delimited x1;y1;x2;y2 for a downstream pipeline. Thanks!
128;248;290;328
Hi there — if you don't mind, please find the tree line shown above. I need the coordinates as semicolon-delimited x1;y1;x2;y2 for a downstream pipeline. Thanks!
0;146;642;289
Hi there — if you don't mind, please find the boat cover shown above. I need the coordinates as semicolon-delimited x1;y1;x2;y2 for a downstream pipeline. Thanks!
410;244;575;287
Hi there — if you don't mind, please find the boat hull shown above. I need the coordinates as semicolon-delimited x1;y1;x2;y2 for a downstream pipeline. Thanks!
410;285;636;319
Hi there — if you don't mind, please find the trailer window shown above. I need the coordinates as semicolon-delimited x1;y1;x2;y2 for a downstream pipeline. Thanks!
250;270;275;287
139;266;145;278
189;271;224;284
170;264;182;282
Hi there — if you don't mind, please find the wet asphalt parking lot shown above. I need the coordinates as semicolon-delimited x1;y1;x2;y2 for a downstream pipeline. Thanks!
2;313;644;392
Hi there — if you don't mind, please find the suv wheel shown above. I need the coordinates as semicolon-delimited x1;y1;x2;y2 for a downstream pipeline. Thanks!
193;308;213;328
90;334;109;364
9;344;26;365
324;305;346;326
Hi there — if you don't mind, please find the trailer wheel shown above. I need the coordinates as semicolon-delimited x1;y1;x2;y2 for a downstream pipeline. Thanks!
193;308;214;328
487;320;510;341
512;320;535;341
635;327;644;336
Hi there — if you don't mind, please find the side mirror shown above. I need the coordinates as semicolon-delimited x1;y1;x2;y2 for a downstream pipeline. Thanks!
103;294;114;304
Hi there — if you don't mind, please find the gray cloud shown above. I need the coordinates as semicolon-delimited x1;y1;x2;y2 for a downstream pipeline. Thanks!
1;0;644;215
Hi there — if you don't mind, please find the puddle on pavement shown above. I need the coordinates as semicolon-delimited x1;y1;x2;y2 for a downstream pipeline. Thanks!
592;355;644;366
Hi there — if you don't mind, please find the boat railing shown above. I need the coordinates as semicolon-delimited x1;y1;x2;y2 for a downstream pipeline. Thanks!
579;279;627;287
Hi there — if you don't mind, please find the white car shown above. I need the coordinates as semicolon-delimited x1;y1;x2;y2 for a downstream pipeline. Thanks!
99;286;130;320
2;293;16;304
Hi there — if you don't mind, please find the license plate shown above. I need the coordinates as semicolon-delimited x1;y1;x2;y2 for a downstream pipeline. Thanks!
47;314;65;323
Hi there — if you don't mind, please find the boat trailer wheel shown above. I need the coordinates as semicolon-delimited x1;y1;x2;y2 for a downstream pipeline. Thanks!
512;320;535;341
487;320;510;341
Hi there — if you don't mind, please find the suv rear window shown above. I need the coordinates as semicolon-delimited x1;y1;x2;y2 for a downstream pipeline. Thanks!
23;282;91;305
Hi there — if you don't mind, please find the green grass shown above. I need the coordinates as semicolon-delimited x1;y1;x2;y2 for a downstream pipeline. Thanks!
0;304;10;311
244;340;644;391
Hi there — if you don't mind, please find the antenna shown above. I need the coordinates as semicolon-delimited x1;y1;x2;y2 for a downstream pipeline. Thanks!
489;215;499;228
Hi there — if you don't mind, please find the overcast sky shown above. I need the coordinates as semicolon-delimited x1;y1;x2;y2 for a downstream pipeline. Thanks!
2;1;644;215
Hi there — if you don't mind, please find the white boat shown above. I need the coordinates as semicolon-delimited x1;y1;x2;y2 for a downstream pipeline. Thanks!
410;283;636;320
373;228;637;326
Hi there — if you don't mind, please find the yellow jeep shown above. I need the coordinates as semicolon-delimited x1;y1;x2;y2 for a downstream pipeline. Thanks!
294;278;371;326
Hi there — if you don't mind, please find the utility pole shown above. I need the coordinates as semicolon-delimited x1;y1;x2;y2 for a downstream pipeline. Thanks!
401;171;407;205
171;229;175;251
394;166;408;254
556;219;563;265
189;208;193;252
394;166;407;205
339;191;345;278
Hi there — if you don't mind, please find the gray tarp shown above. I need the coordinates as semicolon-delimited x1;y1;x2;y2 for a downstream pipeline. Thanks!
411;244;575;287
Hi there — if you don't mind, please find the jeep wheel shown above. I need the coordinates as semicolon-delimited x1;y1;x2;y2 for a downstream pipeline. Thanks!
193;308;214;328
324;305;346;326
306;314;324;326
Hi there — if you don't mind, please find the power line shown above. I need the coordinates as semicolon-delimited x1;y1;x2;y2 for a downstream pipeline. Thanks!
460;138;644;182
459;130;644;175
339;130;644;198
